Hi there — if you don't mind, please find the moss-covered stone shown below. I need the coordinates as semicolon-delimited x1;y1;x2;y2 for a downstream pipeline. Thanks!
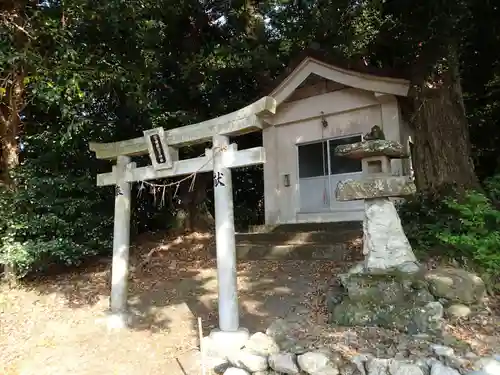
328;270;442;333
336;176;416;201
335;140;408;159
330;300;374;327
424;268;486;305
338;270;430;304
341;267;424;283
411;278;429;290
340;273;406;304
409;302;444;334
325;285;347;312
330;299;443;334
413;288;436;304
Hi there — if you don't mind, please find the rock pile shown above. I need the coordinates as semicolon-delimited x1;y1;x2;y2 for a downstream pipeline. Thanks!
202;319;499;375
326;266;486;334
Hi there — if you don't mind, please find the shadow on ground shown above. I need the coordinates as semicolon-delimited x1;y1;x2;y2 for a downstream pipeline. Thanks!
12;227;361;338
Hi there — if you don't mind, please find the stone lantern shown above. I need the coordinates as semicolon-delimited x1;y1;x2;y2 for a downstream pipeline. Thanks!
335;139;419;273
326;139;487;334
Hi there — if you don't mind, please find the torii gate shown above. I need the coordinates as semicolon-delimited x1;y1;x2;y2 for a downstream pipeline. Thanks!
89;97;276;347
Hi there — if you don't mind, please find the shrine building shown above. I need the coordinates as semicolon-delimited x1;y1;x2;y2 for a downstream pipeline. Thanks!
260;56;413;224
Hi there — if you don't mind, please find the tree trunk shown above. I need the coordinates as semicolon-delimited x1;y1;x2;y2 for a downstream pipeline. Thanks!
1;0;28;184
0;111;19;283
409;45;479;193
0;110;20;282
0;1;27;281
0;113;20;186
174;173;214;233
0;107;19;281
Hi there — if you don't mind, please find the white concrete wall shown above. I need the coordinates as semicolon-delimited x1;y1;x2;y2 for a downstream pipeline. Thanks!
263;88;405;225
400;118;414;177
376;93;405;176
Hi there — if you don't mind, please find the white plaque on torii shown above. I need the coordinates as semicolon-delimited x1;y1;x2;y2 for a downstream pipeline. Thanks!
143;127;173;170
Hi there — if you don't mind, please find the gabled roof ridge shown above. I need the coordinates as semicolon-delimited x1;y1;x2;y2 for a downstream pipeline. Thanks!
268;52;410;106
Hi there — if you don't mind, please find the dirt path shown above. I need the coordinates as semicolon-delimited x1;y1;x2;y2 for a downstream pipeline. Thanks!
0;232;346;375
3;231;497;375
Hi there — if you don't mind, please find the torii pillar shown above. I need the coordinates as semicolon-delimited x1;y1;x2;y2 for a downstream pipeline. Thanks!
208;134;249;349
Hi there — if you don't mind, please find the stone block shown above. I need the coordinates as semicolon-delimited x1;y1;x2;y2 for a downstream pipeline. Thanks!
338;272;407;304
362;156;392;175
446;304;472;319
330;299;443;334
362;198;418;270
269;353;300;374
430;362;460;375
297;351;339;375
224;368;251;375
472;357;500;375
336;177;416;201
335;140;408;160
244;332;280;357
227;349;269;372
424;268;486;305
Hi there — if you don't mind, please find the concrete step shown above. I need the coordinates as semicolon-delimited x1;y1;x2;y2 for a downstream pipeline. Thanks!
220;221;363;260
247;221;362;233
234;242;360;261
235;227;361;245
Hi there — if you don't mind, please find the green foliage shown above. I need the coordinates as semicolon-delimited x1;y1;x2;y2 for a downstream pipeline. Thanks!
483;174;500;203
398;179;500;285
233;165;265;231
0;165;113;278
0;0;278;278
2;0;500;279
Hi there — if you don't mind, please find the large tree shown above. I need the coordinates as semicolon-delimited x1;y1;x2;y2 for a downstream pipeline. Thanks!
366;0;481;192
267;0;483;192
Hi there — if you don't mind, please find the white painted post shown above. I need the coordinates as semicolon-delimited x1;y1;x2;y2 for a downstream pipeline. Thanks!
109;155;133;329
212;135;239;331
209;135;249;348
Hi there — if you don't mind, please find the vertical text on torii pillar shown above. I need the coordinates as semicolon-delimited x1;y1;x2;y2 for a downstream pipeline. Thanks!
214;172;225;187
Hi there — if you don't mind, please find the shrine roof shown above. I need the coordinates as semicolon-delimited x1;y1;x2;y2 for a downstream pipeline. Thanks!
266;49;410;106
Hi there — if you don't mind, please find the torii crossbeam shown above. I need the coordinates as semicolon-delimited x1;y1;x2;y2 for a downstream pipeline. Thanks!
89;97;276;348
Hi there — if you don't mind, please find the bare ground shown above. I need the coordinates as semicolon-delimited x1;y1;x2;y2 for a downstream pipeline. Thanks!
0;232;345;375
0;231;498;375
